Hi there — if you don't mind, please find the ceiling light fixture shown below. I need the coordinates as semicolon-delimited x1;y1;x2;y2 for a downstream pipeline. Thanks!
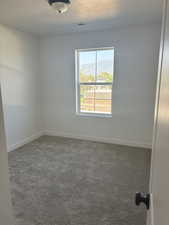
48;0;71;14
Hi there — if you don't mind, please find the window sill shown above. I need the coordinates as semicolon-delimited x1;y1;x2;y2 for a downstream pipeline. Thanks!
76;112;112;118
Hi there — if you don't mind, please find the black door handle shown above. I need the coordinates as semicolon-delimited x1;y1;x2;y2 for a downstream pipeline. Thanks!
135;192;150;210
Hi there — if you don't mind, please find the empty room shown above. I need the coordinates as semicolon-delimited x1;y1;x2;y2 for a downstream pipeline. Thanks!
1;0;169;225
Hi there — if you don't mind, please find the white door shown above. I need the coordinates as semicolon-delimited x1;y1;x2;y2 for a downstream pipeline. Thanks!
0;85;14;224
149;0;169;224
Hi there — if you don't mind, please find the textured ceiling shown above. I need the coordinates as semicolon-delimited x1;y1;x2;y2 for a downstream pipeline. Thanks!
0;0;163;36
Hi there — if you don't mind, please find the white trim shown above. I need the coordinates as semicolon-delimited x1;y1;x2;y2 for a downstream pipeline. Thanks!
44;130;152;149
75;47;115;52
76;112;112;118
8;131;44;152
75;47;114;117
146;193;154;225
7;130;151;152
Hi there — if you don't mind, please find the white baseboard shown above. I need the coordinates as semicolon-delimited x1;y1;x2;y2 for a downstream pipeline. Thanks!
7;130;152;152
8;131;44;152
44;130;152;149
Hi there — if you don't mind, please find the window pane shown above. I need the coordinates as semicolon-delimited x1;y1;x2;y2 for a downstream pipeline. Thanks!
80;85;112;114
79;51;96;82
97;49;114;82
94;85;112;114
80;85;95;112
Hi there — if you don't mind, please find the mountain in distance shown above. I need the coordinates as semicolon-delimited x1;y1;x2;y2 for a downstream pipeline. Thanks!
80;60;113;75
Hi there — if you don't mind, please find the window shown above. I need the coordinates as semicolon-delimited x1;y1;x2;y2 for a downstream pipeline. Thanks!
75;47;114;116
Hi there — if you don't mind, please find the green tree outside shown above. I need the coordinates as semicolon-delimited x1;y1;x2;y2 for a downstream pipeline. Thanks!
80;71;113;83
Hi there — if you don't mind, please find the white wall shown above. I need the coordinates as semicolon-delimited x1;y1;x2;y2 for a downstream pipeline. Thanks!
0;25;42;151
40;24;161;148
0;23;161;150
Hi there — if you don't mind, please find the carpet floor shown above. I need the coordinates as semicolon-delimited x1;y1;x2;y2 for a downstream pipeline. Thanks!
8;136;151;225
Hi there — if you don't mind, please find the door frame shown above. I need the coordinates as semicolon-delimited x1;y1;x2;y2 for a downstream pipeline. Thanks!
0;85;14;225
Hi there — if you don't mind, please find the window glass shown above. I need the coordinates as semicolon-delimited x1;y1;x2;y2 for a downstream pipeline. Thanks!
76;48;114;115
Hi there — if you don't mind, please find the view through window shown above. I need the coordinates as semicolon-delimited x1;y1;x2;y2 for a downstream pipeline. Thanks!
76;48;114;115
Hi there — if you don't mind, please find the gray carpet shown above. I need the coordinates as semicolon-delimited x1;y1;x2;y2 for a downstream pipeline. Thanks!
8;136;151;225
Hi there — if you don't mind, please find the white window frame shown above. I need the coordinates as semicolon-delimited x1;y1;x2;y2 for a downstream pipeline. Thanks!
75;47;114;118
